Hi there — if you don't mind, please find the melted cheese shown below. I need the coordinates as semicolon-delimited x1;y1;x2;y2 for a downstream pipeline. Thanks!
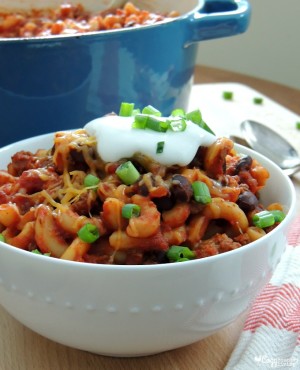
43;130;97;209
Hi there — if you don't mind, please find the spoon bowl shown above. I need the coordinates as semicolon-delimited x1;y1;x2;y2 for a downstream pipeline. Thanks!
238;120;300;176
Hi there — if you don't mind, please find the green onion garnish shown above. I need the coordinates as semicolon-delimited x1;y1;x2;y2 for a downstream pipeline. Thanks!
146;116;169;132
252;210;275;228
156;141;165;154
223;91;233;100
166;245;196;262
84;174;100;188
132;114;148;129
197;119;215;135
186;109;202;125
122;204;141;219
133;114;168;132
0;233;5;243
169;118;187;132
253;97;263;105
171;108;185;117
31;249;51;256
177;258;190;262
252;209;285;228
132;108;141;116
119;102;135;117
116;161;140;185
186;109;215;135
142;105;162;116
131;105;214;135
270;210;285;223
78;223;100;243
296;121;300;130
192;181;212;204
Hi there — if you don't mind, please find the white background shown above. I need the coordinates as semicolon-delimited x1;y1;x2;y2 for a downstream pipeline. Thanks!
196;0;300;89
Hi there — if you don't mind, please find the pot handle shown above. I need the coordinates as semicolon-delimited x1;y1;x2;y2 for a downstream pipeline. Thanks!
185;0;251;45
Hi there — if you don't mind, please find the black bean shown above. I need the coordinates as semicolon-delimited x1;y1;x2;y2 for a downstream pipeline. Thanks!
69;149;88;171
189;146;207;168
170;174;193;203
138;183;149;196
153;195;174;212
235;155;252;174
237;191;259;212
131;160;147;174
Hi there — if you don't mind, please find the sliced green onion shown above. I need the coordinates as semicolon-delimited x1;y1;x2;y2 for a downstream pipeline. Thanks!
132;114;169;132
0;233;5;243
171;108;185;117
142;105;162;116
296;121;300;130
252;210;275;228
169;118;187;132
119;102;135;117
131;106;214;135
186;109;202;125
116;161;140;185
253;97;263;105
132;108;141;116
122;204;141;219
197;119;215;135
132;114;148;129
146;116;169;132
156;141;165;154
84;174;100;188
270;210;285;223
186;109;215;135
192;181;212;204
78;223;100;243
223;91;233;100
31;249;51;256
166;245;196;262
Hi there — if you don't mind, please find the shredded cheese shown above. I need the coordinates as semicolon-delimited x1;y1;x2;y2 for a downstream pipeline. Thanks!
40;130;99;209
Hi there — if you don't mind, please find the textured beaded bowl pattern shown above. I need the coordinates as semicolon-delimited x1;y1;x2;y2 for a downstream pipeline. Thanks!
0;0;251;146
0;133;296;356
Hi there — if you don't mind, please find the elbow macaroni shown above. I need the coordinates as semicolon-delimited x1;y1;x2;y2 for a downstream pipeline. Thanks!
0;128;278;265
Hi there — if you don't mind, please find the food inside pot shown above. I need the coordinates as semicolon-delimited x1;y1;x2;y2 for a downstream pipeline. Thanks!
0;103;286;265
0;1;179;38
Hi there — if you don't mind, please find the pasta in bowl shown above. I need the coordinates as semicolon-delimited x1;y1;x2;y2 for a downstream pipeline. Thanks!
0;104;296;356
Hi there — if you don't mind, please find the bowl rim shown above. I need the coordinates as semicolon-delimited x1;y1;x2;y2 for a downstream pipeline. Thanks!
0;133;296;271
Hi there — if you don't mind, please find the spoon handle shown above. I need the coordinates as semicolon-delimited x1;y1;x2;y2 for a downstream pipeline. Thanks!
230;135;300;177
229;135;251;148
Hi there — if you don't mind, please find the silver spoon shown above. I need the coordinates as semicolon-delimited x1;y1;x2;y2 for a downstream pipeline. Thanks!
230;120;300;177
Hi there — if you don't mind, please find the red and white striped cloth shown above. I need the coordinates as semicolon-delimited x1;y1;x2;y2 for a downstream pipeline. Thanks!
226;217;300;369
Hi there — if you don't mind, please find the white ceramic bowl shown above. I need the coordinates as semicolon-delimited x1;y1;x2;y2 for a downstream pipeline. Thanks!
0;133;296;357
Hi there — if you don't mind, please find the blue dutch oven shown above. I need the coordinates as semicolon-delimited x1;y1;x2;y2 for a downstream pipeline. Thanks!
0;0;251;147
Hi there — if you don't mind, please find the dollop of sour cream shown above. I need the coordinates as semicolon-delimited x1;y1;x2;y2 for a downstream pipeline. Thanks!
84;115;216;166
